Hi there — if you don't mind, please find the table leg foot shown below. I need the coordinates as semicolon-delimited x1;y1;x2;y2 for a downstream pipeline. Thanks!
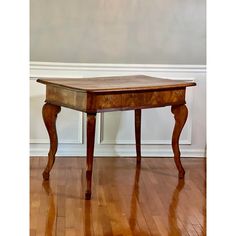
85;113;96;200
42;103;61;180
135;109;142;165
171;104;188;178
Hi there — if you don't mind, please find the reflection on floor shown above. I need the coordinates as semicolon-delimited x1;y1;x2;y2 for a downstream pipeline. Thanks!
30;157;206;236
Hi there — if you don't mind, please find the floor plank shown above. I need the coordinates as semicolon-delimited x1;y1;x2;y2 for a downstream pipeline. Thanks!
30;157;206;236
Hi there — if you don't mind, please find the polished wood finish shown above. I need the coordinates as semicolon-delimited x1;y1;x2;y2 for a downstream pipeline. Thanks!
42;103;61;180
37;75;196;199
85;113;96;200
37;75;196;93
92;89;186;112
30;157;206;236
37;76;195;113
46;85;87;112
171;104;188;178
135;109;141;165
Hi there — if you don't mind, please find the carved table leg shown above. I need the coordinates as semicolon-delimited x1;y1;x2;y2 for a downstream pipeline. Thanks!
171;104;188;178
42;103;61;180
135;109;141;165
85;113;96;200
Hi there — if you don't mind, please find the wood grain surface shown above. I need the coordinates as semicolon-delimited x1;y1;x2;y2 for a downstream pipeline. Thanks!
37;75;196;93
42;103;61;180
30;157;206;236
38;75;195;112
37;75;197;203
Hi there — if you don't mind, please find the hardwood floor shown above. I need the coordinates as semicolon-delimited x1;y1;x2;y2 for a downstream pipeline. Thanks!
30;157;206;236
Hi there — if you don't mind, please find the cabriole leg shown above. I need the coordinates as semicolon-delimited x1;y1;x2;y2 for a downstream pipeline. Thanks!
42;103;61;180
171;104;188;178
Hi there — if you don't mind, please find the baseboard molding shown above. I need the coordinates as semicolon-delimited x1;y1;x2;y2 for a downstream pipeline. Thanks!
30;144;206;158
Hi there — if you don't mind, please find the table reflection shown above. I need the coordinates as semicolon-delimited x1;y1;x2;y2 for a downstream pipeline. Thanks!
129;164;141;232
42;181;56;236
168;179;185;236
41;166;188;236
84;200;92;236
128;166;186;235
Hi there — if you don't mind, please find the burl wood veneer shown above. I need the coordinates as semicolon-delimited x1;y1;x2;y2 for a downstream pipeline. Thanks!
37;75;196;199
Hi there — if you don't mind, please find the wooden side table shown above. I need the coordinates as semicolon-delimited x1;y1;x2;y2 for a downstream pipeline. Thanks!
37;75;196;200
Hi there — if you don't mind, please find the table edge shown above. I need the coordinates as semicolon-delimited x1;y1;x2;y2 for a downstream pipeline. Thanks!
37;78;196;94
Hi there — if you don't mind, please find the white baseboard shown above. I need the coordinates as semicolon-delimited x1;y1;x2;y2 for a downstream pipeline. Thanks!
30;144;206;158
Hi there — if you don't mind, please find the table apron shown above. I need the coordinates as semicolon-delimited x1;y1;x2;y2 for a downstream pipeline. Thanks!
45;85;186;112
91;89;186;112
46;85;87;111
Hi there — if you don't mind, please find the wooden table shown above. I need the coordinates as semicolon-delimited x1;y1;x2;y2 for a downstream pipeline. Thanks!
37;75;196;200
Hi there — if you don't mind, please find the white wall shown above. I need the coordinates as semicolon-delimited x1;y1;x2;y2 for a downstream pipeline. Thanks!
30;62;206;157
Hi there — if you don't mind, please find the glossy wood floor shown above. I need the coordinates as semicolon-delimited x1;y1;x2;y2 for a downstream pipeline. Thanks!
30;157;206;236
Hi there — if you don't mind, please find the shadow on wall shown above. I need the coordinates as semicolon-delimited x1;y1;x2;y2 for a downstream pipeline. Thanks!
99;109;155;157
101;110;144;145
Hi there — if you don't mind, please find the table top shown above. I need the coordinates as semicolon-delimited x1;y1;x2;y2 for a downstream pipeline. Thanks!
37;75;196;93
